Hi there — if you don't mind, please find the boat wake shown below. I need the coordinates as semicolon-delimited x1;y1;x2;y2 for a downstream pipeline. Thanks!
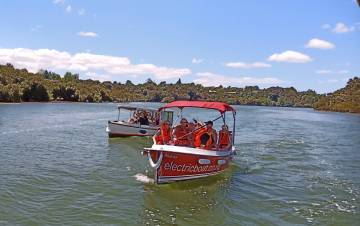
134;173;155;184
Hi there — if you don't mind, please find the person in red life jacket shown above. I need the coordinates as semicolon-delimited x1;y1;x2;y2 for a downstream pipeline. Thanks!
193;123;207;148
172;118;193;147
155;120;171;144
188;121;196;133
194;121;217;150
218;124;232;150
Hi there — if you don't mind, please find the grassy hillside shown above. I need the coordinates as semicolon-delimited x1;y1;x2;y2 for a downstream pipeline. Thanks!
314;77;360;113
2;63;357;113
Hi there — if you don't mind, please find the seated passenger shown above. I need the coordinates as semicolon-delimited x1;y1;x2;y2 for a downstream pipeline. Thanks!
218;124;231;150
172;118;193;147
194;121;217;149
155;121;171;144
155;114;160;125
138;112;149;125
193;123;207;148
188;122;196;132
130;112;140;123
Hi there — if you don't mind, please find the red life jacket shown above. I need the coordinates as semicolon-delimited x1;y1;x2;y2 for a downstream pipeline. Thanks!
219;130;231;149
155;124;171;144
174;126;190;146
194;127;207;148
194;128;215;149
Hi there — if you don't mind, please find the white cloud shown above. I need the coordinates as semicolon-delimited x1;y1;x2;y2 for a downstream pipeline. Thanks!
316;69;350;74
322;24;331;29
225;61;271;69
66;5;72;13
316;70;332;74
78;8;85;16
53;0;65;4
305;38;335;49
318;79;339;84
193;72;284;87
77;31;98;37
337;70;349;74
268;50;312;63
31;25;42;32
327;79;339;83
192;58;203;64
53;0;73;14
332;22;355;33
0;48;191;80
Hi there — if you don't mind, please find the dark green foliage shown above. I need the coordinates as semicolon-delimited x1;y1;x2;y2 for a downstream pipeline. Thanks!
52;86;79;101
39;70;61;80
0;74;7;85
146;78;156;86
269;94;279;102
314;77;360;113
0;84;22;102
148;93;163;102
100;90;112;102
188;90;200;101
0;63;358;113
22;83;49;102
63;72;79;82
125;80;133;86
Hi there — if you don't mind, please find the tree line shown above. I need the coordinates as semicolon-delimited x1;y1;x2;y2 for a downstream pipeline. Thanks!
0;63;358;113
314;77;360;113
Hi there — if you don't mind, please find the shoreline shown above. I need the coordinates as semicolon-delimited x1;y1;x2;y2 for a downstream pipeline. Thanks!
0;100;313;108
0;101;360;115
2;101;359;114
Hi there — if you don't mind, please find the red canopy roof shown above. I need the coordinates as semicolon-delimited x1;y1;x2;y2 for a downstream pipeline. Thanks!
159;101;235;113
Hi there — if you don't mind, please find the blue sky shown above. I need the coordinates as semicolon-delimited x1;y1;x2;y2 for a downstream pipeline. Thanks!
0;0;359;93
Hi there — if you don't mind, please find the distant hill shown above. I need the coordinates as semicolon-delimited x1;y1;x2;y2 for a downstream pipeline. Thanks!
0;63;320;107
1;63;359;113
314;77;360;113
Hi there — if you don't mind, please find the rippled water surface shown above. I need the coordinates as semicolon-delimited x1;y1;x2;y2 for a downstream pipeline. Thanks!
0;103;359;225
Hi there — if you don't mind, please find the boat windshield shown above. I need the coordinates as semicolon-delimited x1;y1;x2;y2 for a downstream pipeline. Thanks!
116;105;173;127
128;109;159;125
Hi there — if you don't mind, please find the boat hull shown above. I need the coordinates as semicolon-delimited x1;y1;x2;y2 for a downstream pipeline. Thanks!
107;121;158;137
145;145;234;183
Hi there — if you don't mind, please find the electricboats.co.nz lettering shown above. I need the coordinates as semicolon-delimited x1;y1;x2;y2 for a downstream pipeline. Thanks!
163;162;221;173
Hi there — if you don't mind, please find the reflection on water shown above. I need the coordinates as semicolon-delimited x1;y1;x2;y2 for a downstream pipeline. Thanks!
0;103;359;225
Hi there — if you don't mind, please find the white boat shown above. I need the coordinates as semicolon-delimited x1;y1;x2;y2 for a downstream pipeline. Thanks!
106;105;173;137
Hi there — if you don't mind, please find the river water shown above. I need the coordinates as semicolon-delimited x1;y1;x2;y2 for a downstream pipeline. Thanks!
0;103;359;225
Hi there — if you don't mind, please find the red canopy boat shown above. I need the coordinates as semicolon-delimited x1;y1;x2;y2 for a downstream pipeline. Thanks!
143;101;237;184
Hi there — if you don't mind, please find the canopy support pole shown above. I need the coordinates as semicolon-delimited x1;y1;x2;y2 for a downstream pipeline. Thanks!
232;111;236;146
221;112;226;125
